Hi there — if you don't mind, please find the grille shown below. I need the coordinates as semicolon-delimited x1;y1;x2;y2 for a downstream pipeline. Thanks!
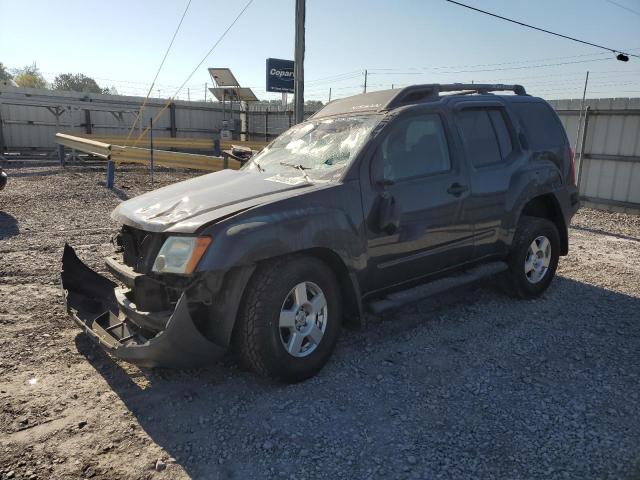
116;226;164;273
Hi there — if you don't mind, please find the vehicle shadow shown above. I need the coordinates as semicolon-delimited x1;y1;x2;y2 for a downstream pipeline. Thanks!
75;275;640;479
570;224;640;243
0;211;19;239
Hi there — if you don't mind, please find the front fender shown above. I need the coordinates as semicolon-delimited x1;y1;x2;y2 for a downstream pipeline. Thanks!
199;206;365;272
196;181;366;275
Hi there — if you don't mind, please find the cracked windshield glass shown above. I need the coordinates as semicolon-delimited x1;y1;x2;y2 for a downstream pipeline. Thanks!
245;115;381;181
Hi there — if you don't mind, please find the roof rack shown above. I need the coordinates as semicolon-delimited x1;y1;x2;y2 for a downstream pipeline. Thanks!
384;83;527;110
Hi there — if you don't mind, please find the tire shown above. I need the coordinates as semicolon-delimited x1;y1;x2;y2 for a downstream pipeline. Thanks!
235;255;342;382
503;216;560;299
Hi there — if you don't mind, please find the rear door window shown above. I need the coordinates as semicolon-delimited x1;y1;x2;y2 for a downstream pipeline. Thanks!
457;109;510;167
488;110;513;158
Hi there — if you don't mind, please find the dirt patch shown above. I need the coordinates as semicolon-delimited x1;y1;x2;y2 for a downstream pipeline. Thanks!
1;163;639;479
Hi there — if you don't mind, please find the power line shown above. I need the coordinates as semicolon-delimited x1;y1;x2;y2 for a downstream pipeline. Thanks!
445;0;639;58
130;0;254;146
605;0;640;16
171;0;254;99
366;57;613;77
124;0;193;145
368;50;616;72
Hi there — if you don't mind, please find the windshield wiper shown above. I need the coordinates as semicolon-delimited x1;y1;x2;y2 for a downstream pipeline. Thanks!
279;161;312;182
253;160;265;172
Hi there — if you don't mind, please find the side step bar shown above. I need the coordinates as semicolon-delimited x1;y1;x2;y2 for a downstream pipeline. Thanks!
367;261;508;314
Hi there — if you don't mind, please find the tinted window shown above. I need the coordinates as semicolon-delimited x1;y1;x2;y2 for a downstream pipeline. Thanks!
457;110;503;167
511;102;566;150
488;109;513;158
380;114;451;181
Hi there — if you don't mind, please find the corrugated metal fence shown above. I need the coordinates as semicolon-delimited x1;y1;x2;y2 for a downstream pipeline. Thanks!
548;98;640;213
0;86;315;150
1;86;638;213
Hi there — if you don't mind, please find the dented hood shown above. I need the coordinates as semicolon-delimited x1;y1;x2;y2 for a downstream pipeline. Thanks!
111;169;313;233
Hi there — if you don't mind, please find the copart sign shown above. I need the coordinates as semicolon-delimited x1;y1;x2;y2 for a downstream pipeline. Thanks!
266;58;295;93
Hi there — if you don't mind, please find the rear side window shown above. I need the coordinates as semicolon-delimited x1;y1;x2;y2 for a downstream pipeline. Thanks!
457;109;512;167
511;102;566;150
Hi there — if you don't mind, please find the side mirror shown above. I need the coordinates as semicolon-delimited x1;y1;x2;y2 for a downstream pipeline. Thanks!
377;191;401;235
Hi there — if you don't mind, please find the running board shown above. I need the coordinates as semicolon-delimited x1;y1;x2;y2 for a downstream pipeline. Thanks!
366;261;508;314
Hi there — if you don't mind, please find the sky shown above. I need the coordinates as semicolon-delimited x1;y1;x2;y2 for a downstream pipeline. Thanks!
1;0;639;103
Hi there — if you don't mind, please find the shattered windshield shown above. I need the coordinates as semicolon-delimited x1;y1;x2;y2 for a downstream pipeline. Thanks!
244;115;381;182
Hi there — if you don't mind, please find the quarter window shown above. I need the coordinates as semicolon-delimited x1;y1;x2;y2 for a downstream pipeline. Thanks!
379;114;451;181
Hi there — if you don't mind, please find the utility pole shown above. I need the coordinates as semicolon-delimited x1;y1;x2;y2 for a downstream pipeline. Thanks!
363;69;368;93
574;71;590;187
294;0;306;124
204;82;208;102
187;88;191;101
328;88;332;103
573;71;589;156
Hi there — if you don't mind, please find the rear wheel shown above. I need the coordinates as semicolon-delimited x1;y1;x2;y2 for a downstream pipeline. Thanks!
235;255;341;382
504;216;560;298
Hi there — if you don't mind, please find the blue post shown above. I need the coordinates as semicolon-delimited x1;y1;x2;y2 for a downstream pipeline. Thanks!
106;160;115;189
57;144;65;167
150;117;154;186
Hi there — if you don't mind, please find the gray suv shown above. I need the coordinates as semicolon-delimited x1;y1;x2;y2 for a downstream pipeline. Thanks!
62;83;580;382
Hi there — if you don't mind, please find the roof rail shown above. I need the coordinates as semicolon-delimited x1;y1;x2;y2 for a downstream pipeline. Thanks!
384;83;527;110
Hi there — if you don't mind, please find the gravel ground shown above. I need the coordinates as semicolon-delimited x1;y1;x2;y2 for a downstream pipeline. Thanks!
1;163;639;480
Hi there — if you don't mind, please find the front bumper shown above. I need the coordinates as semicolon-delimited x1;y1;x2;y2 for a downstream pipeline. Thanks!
60;244;226;368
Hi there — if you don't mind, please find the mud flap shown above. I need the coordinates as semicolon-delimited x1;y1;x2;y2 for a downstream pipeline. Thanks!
61;244;226;368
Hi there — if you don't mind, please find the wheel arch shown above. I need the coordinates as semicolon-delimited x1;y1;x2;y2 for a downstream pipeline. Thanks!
520;193;568;255
299;247;363;327
238;247;363;330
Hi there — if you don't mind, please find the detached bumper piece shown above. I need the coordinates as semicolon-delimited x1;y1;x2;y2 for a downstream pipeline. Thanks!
61;244;225;368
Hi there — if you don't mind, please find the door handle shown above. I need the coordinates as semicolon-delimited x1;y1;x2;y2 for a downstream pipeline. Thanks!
447;183;469;196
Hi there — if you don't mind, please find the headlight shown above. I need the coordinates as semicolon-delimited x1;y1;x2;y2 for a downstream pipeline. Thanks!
152;236;212;274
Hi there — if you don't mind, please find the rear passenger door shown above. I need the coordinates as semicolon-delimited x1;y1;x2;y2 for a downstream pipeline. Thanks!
455;104;520;259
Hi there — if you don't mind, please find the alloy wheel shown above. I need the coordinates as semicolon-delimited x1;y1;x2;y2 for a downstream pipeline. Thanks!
278;281;328;357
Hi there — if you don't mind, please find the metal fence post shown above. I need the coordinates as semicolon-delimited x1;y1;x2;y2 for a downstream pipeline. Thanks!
150;117;154;186
265;108;269;141
106;160;115;189
0;101;5;155
169;102;177;137
57;144;65;167
84;109;92;134
576;106;591;194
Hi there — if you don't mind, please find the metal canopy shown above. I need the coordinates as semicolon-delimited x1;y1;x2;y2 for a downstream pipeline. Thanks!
208;68;240;87
209;87;258;102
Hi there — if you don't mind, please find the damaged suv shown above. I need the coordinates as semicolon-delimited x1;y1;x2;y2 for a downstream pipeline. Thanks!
62;84;579;381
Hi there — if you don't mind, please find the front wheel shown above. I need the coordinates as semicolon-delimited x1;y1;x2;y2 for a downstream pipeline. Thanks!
503;216;560;298
235;255;342;382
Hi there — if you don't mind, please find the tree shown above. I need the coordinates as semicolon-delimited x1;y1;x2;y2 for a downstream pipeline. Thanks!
13;63;47;89
0;63;12;81
103;85;119;95
305;100;324;109
53;73;107;94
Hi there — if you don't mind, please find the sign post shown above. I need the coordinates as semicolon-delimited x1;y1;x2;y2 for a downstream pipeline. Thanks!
294;0;305;124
